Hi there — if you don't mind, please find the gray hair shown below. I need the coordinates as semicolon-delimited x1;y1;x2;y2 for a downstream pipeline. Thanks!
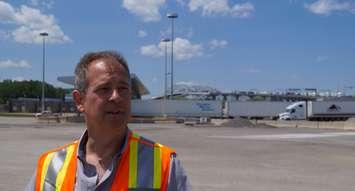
74;50;130;93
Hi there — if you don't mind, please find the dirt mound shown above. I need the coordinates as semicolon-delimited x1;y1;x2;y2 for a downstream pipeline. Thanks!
220;118;275;128
220;117;255;127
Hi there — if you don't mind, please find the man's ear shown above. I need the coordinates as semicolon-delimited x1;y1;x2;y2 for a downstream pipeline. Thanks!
72;90;85;112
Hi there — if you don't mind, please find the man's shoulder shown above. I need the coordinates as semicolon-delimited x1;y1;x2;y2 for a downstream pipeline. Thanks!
131;131;176;154
39;140;79;158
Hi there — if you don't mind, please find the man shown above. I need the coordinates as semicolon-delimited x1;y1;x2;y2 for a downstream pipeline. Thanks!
26;50;189;191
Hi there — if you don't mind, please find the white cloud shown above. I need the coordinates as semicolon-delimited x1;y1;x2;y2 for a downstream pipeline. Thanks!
0;59;32;68
0;1;16;22
141;37;203;60
137;29;147;38
305;0;355;15
0;1;70;44
141;44;164;58
174;38;203;60
122;0;165;22
231;2;255;18
242;68;261;73
208;39;228;49
189;0;229;15
188;0;254;18
29;0;54;9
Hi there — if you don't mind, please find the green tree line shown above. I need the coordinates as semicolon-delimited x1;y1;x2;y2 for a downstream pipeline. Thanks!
0;80;66;104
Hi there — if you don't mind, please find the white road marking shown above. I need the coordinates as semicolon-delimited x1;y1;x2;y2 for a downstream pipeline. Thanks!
209;132;355;140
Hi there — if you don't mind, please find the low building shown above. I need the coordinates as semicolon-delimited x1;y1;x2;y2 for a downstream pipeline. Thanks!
8;98;62;113
57;73;149;99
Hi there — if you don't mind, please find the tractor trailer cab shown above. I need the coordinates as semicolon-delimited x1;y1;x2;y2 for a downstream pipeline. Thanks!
278;101;306;120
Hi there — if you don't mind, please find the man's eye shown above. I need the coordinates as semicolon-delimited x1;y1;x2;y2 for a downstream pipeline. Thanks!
99;87;110;91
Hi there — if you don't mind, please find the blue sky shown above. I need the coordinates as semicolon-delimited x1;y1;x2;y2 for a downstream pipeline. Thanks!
1;0;355;97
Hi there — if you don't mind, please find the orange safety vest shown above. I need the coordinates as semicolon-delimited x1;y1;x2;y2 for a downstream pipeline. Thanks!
34;131;175;191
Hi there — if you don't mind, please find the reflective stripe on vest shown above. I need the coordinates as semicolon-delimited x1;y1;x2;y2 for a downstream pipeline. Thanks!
35;132;175;191
35;141;78;191
129;133;139;188
39;152;54;191
128;133;165;190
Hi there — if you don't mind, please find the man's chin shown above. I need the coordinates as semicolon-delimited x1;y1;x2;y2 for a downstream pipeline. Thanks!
103;119;127;129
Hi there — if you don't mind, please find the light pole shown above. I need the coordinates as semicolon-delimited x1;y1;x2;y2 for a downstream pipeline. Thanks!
161;38;170;100
167;12;178;99
40;32;48;113
161;38;170;118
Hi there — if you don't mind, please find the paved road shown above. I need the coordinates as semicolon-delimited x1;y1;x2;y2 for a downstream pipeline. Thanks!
1;117;355;191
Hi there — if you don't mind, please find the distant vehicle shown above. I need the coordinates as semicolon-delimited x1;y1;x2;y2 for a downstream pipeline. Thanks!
34;111;58;118
278;102;306;120
307;101;355;121
228;101;291;119
131;99;223;118
279;101;355;121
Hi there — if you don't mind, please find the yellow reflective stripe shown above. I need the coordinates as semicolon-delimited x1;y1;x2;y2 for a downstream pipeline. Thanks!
153;144;162;189
55;144;75;191
40;152;55;191
129;138;139;188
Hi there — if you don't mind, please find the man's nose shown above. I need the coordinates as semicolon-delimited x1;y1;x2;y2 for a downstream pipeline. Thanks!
109;89;120;101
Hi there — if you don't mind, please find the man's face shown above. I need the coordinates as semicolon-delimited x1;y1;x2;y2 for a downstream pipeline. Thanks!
74;58;131;132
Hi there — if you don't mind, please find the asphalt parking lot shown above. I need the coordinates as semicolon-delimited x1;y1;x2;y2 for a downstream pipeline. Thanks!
1;117;355;191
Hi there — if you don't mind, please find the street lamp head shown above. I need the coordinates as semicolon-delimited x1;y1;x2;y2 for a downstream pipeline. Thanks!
40;32;49;37
161;38;171;42
167;13;178;18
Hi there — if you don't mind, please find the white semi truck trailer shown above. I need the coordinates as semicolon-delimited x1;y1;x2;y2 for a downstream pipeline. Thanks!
131;99;223;118
278;101;355;121
227;101;292;119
